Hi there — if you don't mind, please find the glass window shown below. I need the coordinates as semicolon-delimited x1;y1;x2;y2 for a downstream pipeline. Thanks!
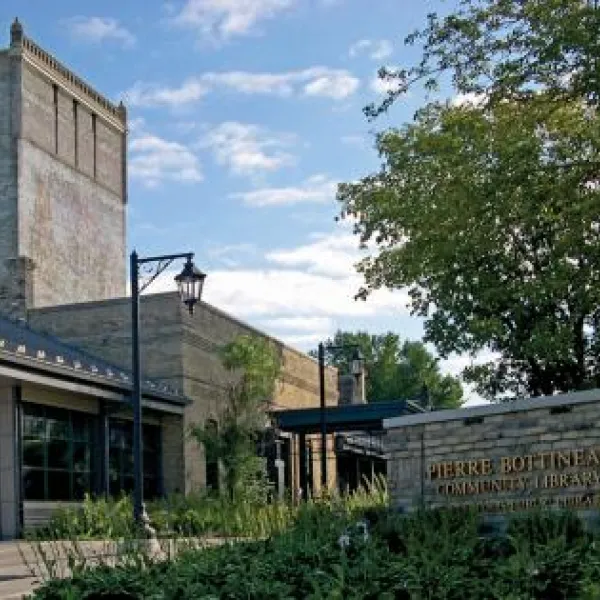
21;403;96;501
22;468;45;500
108;420;161;499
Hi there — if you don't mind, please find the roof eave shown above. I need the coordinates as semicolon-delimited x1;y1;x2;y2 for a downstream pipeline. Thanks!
0;352;189;408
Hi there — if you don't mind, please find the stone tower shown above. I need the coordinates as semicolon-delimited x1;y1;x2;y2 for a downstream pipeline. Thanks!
0;19;127;317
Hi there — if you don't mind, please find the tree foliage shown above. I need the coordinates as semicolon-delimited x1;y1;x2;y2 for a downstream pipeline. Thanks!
340;0;600;400
368;0;600;118
313;330;463;409
339;95;600;399
191;335;281;500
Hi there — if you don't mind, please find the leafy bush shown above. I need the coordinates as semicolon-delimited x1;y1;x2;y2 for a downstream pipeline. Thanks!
29;505;600;600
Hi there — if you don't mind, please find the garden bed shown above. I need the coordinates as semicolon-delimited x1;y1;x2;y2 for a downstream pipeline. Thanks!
29;507;600;599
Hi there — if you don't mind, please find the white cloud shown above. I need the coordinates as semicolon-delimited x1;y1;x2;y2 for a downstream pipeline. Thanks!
261;316;334;332
206;231;407;318
206;67;359;99
198;122;296;176
231;174;337;206
172;0;295;40
124;67;359;107
147;267;407;320
144;229;410;350
65;17;136;47
124;80;207;108
276;332;328;346
129;134;203;187
266;231;361;278
349;39;393;61
303;71;359;100
206;269;408;319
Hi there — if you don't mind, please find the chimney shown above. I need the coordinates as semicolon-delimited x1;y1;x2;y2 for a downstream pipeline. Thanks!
337;359;366;405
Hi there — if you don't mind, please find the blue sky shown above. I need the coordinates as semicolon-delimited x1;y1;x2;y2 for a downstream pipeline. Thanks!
2;0;485;403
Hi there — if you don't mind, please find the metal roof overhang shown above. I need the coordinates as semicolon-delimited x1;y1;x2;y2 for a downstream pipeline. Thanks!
0;354;189;415
272;400;425;434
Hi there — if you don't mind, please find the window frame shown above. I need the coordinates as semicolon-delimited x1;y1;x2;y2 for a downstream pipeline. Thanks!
21;402;96;501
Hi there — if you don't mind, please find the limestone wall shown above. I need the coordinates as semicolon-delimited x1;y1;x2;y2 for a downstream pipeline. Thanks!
179;299;338;492
0;50;22;317
0;385;17;539
385;389;600;515
29;293;339;494
0;30;127;312
17;138;126;306
17;56;126;307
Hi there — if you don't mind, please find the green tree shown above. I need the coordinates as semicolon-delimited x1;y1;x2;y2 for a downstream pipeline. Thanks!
313;330;463;409
368;0;600;118
191;334;281;501
338;96;600;399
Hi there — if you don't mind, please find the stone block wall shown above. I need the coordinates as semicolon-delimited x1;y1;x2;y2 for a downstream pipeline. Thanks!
29;293;339;494
179;300;338;492
17;139;126;306
20;60;54;153
0;31;127;313
28;294;185;390
385;389;600;516
17;55;126;307
0;50;22;318
0;385;17;539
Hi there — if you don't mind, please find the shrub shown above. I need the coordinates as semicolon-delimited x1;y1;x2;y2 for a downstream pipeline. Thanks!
29;495;600;599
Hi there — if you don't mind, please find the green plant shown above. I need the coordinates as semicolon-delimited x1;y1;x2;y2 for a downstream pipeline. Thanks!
30;495;600;599
191;334;282;501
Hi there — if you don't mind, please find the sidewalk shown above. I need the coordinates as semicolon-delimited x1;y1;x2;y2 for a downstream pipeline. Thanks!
0;543;38;599
0;536;239;599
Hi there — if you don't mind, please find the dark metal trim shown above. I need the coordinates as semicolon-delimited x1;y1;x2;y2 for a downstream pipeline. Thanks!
100;401;110;498
318;343;326;488
13;385;23;537
0;353;188;406
298;433;308;501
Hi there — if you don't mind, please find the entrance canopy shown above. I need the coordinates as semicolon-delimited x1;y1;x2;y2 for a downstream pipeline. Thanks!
272;399;425;434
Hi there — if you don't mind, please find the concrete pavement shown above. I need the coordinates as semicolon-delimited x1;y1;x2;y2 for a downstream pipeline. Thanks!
0;536;239;599
0;542;39;599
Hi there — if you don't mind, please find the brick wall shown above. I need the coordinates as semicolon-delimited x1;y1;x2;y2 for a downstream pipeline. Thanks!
385;389;600;516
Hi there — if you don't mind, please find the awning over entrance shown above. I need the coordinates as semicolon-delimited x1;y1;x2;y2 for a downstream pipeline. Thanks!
272;399;425;434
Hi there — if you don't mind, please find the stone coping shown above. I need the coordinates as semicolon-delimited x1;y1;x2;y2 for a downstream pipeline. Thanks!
383;388;600;430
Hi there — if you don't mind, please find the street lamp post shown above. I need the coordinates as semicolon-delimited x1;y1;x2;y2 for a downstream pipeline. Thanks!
317;343;364;490
130;250;206;525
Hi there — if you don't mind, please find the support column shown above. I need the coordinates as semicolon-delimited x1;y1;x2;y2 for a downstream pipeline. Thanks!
0;386;19;539
298;433;308;501
274;437;285;501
